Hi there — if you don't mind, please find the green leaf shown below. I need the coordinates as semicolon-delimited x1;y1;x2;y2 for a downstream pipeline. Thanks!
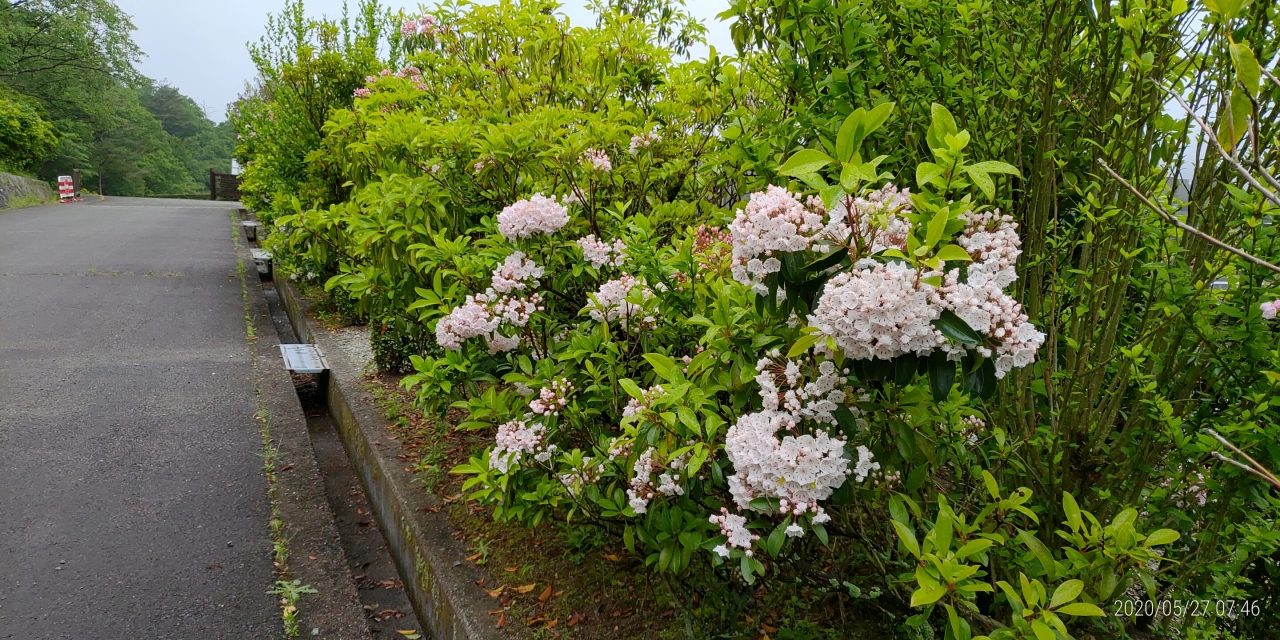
928;350;955;402
619;378;645;400
934;244;972;263
1062;492;1082;531
916;162;946;189
787;334;822;358
1230;42;1261;93
892;520;921;558
1219;89;1252;150
833;404;860;435
1030;620;1055;640
835;110;864;162
982;470;1000;500
1019;530;1057;580
644;353;681;382
935;512;954;554
963;357;997;400
840;162;861;191
955;539;993;559
812;522;829;545
806;247;848;273
911;584;947;607
927;103;958;151
968;161;1021;176
925;208;950;248
1056;602;1105;617
624;525;635;552
966;166;994;201
1146;529;1181;546
862;102;895;140
767;520;788;557
1050;579;1083;608
933;310;982;346
778;149;834;177
1204;0;1247;19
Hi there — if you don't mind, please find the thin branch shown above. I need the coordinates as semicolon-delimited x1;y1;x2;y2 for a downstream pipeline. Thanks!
1161;84;1280;208
1204;428;1280;488
1096;159;1280;275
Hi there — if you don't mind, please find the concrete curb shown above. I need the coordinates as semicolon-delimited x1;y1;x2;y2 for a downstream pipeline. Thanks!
276;279;506;640
231;217;373;639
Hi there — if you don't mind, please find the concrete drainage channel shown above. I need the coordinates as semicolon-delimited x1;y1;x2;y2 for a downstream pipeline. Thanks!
260;279;426;637
236;209;502;640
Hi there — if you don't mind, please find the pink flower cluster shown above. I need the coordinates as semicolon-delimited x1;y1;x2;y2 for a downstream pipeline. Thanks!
496;194;569;240
401;14;440;37
723;408;850;521
955;210;1020;289
932;269;1042;377
729;186;828;294
628;131;661;154
709;509;758;557
353;88;371;98
627;447;658;513
1261;300;1279;319
823;184;912;253
489;419;546;473
529;378;573;416
756;357;848;426
621;384;665;419
435;253;546;352
490;251;543;294
581;148;612;172
577;234;626;269
808;261;945;360
586;274;654;328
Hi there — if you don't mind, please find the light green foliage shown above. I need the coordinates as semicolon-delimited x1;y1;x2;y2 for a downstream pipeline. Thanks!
0;94;58;172
236;0;1280;637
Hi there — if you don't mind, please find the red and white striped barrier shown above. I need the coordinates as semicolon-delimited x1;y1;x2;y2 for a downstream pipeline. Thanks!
58;175;75;202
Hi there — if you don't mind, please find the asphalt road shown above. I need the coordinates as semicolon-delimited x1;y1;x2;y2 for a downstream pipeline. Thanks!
0;198;278;638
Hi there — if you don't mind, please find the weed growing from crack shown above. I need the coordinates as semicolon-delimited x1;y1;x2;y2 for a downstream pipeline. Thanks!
234;210;311;637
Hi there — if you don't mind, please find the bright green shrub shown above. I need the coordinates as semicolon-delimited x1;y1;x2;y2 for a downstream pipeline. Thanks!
0;95;57;172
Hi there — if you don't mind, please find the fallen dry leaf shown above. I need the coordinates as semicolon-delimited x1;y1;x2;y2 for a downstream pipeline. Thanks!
601;554;619;562
515;583;537;594
475;578;484;586
504;566;518;573
538;585;553;603
485;586;504;598
761;623;778;633
464;553;481;562
527;616;545;626
279;465;293;471
554;590;564;597
547;618;558;628
395;632;420;639
497;612;506;628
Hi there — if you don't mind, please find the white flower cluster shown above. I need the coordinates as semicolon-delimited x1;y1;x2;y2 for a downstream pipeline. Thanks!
853;445;880;482
529;378;573;416
756;357;849;426
436;253;546;352
930;211;1044;377
728;186;828;294
822;184;912;253
576;235;627;269
627;447;658;513
808;261;945;360
723;409;850;523
490;251;544;294
629;131;661;154
709;508;758;558
497;193;569;240
586;274;654;328
621;384;664;420
489;419;547;473
558;457;603;497
580;148;612;172
1263;300;1280;320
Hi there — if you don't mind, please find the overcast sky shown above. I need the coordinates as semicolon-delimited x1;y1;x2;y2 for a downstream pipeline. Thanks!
114;0;734;123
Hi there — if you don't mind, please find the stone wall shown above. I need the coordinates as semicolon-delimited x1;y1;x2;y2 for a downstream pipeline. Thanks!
0;172;54;209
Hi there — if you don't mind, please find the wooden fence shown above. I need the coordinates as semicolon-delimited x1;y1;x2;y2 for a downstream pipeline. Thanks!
209;169;243;201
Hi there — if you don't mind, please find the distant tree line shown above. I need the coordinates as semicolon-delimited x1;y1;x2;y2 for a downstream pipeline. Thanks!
0;0;234;195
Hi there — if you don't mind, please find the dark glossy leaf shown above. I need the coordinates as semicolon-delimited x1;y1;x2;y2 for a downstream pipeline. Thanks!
933;309;981;346
927;350;955;402
893;353;919;386
805;247;848;273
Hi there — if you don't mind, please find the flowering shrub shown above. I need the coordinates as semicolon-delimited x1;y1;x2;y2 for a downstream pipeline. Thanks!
236;0;1280;636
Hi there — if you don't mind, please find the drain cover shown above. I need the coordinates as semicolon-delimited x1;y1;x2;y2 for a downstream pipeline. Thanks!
279;344;329;373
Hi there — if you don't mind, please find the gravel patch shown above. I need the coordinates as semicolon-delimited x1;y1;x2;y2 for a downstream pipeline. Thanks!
327;325;374;371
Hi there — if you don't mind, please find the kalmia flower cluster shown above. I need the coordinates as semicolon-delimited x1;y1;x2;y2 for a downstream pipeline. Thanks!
435;252;546;353
401;14;441;38
586;274;654;329
1261;300;1279;320
581;148;612;172
621;384;665;419
529;378;573;416
809;261;945;361
710;509;758;558
577;234;627;269
496;194;569;240
489;419;549;473
728;186;828;294
628;131;661;154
